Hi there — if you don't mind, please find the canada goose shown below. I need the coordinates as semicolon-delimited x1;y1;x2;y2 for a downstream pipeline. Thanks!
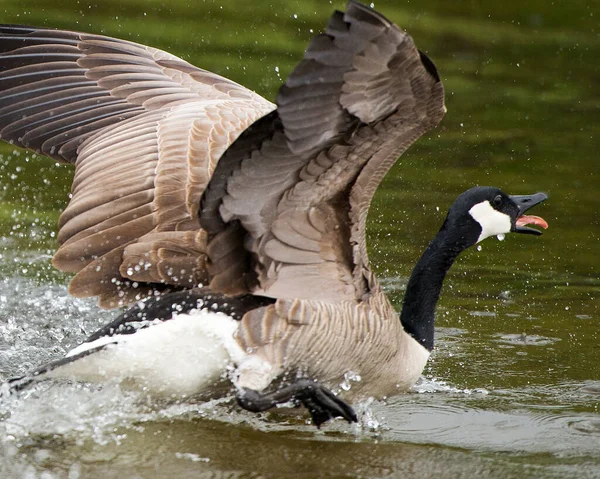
0;2;548;426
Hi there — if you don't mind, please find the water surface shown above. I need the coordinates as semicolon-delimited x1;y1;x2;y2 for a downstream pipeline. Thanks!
0;0;598;477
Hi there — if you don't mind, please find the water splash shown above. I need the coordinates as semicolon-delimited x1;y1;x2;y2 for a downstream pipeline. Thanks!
412;377;489;396
340;371;362;392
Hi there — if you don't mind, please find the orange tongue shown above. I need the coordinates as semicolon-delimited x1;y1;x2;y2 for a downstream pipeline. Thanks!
516;215;548;229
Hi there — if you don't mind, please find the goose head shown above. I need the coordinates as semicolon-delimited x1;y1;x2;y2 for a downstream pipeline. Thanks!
401;186;548;351
443;186;548;247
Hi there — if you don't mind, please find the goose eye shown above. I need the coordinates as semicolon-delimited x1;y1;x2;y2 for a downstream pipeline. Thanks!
493;195;502;206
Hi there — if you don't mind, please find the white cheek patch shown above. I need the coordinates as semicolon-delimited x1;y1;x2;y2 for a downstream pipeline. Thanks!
469;201;512;243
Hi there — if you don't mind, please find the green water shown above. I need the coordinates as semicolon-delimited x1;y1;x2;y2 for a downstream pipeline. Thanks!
0;0;598;477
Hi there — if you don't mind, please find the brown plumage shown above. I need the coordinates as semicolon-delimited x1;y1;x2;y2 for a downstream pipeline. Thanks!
0;3;551;429
0;4;443;310
0;25;274;307
235;291;429;400
1;2;447;413
200;4;444;304
197;2;445;397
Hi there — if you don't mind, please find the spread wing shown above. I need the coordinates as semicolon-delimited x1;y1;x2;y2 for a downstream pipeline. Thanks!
200;1;445;302
0;25;274;307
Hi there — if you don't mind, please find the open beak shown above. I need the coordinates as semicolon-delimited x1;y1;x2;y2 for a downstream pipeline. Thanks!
509;192;549;235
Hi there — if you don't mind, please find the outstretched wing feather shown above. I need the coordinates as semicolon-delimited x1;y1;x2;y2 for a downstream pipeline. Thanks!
0;25;274;307
200;2;445;301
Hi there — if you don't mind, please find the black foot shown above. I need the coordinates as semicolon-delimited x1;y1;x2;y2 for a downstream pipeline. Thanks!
236;379;358;427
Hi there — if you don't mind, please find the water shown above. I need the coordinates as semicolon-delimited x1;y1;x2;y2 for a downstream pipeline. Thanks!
0;0;598;477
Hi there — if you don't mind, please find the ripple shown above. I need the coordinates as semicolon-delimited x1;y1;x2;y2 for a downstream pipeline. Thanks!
493;382;600;412
580;381;600;397
569;418;600;434
434;327;469;340
376;394;600;456
493;333;561;346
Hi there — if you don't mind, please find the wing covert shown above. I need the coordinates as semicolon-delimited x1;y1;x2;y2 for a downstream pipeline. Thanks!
200;1;445;302
0;25;274;307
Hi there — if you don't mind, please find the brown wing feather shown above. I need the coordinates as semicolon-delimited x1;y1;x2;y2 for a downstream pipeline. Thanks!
200;2;445;302
0;25;274;307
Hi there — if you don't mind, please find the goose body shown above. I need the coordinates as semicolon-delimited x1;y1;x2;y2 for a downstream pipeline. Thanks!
50;311;242;397
0;2;548;426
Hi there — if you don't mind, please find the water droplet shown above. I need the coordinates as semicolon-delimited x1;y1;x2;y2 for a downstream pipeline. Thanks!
340;371;362;391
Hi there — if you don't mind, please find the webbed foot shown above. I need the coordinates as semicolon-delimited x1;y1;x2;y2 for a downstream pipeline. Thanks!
236;379;357;427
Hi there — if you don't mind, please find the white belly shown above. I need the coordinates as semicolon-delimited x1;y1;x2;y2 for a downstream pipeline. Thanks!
47;311;245;397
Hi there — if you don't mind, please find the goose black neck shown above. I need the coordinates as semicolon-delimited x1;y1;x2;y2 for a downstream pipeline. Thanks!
400;225;468;351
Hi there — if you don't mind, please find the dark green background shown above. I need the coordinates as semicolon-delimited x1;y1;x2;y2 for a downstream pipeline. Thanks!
0;1;598;477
